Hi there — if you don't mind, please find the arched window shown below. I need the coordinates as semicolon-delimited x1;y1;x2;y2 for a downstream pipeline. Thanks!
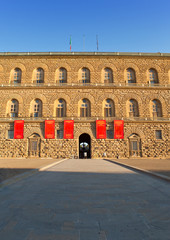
79;99;91;117
151;99;162;117
148;68;158;85
128;99;139;117
33;68;44;84
11;68;22;84
103;99;115;117
31;99;42;117
56;99;66;117
7;99;19;118
79;68;90;84
57;68;67;84
103;68;113;83
126;68;136;84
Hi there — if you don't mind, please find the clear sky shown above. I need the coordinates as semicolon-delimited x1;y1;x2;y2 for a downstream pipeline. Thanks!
0;0;170;53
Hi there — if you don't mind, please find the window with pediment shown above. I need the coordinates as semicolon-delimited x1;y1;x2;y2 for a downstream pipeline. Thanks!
128;133;142;157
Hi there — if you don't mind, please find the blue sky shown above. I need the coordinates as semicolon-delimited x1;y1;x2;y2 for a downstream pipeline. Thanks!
0;0;170;52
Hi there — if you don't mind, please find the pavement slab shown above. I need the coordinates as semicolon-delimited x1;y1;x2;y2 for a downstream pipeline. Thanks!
0;158;170;240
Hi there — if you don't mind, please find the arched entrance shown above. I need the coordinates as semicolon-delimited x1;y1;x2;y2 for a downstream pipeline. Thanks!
28;133;41;157
79;133;91;159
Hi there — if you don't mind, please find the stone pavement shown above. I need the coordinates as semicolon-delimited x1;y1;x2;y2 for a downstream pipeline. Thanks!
0;158;62;182
0;158;170;240
108;158;170;178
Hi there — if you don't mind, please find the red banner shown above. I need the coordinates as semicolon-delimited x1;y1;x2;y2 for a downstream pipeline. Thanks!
14;120;24;139
96;120;106;139
45;120;55;139
64;120;74;139
114;120;124;139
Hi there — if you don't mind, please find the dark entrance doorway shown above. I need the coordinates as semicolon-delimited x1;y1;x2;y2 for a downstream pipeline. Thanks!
79;133;91;159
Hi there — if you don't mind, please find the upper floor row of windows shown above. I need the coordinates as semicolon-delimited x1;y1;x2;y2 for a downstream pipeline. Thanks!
6;98;163;119
8;67;161;85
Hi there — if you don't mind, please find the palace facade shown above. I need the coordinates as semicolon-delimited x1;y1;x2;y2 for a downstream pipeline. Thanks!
0;52;169;159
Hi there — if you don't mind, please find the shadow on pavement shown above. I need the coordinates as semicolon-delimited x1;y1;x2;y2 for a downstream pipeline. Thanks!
0;168;34;183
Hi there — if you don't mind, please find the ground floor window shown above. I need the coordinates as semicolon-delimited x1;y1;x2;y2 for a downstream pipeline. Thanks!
8;130;14;139
128;133;141;157
28;133;41;157
155;130;162;139
107;130;113;139
57;130;63;139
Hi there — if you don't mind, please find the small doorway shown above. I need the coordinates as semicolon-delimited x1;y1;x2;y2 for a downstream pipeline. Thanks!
79;133;91;159
28;133;41;157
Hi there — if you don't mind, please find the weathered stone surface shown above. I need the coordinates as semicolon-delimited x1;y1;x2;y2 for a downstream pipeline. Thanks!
0;53;169;158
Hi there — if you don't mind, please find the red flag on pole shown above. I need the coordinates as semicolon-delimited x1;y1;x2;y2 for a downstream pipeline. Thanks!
45;120;55;139
96;120;106;139
114;120;124;139
64;120;74;139
14;120;24;139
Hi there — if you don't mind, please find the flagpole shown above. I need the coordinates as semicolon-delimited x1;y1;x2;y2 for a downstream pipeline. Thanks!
69;35;72;52
96;35;99;52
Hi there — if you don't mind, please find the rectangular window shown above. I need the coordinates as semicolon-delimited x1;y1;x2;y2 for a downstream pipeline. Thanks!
131;141;138;150
59;72;64;80
34;112;39;117
57;108;64;117
104;108;112;117
10;113;17;118
59;79;66;84
57;130;63;139
32;141;38;151
107;130;113;139
80;108;88;117
8;130;14;139
155;130;162;139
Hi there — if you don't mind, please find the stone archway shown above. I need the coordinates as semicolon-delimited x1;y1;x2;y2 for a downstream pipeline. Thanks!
28;133;41;157
79;133;91;159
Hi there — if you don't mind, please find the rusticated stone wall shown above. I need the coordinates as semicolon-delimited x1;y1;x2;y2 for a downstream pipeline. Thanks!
0;53;169;159
0;121;168;158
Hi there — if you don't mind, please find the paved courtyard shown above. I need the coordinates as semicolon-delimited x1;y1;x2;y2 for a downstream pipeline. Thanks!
0;158;170;240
